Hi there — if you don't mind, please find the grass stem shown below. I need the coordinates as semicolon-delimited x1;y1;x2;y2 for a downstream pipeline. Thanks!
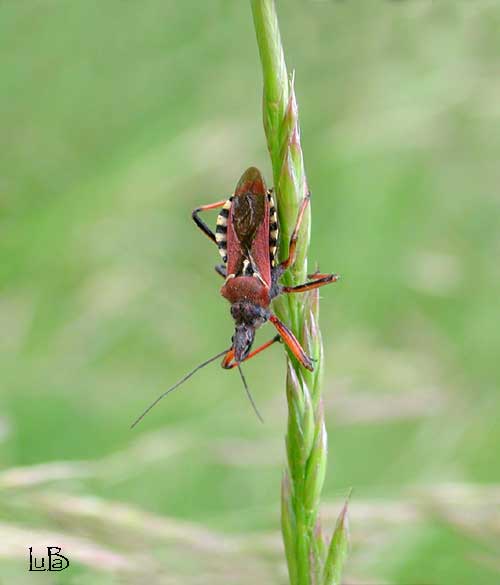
250;2;349;583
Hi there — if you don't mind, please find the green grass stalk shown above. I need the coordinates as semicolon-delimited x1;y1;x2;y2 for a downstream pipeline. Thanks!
250;2;349;584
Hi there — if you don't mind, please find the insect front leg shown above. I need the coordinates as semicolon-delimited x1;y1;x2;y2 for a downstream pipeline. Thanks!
269;314;314;371
192;199;227;244
221;335;281;369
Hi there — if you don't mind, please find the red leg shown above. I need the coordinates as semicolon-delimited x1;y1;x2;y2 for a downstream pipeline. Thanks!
222;335;281;369
192;199;227;244
280;192;311;270
269;315;314;371
283;273;340;294
308;271;334;279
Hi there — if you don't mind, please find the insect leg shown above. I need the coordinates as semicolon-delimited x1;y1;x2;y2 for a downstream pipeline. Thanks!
192;199;227;244
215;264;227;278
221;335;281;369
307;271;334;279
283;273;340;294
279;191;311;270
269;315;314;371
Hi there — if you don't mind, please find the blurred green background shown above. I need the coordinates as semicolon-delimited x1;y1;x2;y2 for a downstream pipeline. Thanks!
1;1;499;583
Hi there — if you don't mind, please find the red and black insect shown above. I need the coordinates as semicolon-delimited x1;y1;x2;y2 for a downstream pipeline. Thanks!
193;166;338;369
132;167;338;427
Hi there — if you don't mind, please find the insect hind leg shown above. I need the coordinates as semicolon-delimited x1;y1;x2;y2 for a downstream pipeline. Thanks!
192;199;227;244
279;191;311;270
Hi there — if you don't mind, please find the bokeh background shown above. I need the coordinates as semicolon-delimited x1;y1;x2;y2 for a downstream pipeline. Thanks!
1;1;499;583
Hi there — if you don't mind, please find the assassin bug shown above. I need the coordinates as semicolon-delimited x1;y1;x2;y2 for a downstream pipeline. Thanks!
131;167;338;427
192;166;339;370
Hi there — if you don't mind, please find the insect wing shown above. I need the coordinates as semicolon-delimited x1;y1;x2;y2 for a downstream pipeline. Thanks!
226;167;272;286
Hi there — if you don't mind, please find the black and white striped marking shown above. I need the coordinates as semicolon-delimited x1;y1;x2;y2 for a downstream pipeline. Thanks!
215;197;232;264
268;190;279;267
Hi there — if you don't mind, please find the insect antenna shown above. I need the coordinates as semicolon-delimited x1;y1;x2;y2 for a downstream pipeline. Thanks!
131;347;231;429
237;363;264;423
